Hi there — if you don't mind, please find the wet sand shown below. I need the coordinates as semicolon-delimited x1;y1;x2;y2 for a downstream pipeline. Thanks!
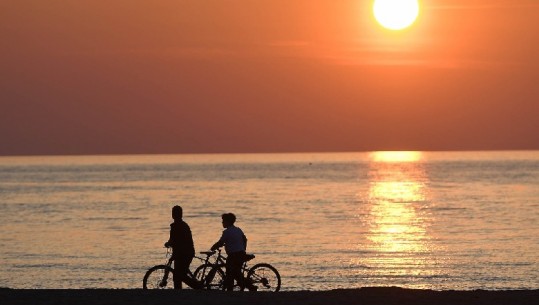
2;287;538;305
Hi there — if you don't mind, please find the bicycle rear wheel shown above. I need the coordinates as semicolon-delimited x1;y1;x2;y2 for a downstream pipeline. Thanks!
194;264;225;290
247;263;281;292
143;265;174;289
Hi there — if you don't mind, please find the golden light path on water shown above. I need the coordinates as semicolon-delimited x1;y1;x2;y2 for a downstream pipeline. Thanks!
361;151;438;282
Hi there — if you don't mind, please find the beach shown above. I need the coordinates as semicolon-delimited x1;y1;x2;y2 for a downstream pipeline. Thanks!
2;287;538;305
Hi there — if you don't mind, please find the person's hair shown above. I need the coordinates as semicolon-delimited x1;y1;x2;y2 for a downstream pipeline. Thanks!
172;205;183;220
221;213;236;224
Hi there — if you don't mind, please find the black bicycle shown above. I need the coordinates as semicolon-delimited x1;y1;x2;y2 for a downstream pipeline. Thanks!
142;247;217;290
143;247;281;292
194;248;281;292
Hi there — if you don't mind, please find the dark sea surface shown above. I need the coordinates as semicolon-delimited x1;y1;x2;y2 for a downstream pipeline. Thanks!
0;151;538;290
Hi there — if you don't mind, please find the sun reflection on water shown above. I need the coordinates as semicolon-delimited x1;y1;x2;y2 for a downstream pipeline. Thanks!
370;151;422;163
360;151;437;284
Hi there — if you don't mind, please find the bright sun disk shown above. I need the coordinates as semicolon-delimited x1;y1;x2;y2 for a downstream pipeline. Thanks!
373;0;419;31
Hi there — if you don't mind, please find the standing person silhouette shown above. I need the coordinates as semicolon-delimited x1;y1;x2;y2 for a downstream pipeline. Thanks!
164;205;196;289
211;213;256;291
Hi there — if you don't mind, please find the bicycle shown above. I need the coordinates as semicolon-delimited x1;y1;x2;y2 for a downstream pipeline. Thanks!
142;247;220;290
193;248;281;292
143;247;281;292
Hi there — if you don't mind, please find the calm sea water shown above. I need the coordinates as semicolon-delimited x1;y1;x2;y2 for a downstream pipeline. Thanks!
0;151;538;290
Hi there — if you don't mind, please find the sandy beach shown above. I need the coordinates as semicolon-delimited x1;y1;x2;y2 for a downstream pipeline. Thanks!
2;287;538;305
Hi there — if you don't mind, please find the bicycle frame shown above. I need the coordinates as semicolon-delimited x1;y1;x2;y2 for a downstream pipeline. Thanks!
159;248;203;288
194;249;257;289
153;247;224;289
193;249;227;283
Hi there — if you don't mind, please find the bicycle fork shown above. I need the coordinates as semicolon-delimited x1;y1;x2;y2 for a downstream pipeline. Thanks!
160;268;171;288
205;268;219;287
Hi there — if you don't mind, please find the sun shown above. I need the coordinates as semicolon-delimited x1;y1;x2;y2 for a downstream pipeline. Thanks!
373;0;420;31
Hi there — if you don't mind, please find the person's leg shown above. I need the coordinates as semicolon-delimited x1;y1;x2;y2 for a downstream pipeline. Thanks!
173;259;183;289
175;256;194;289
224;258;235;291
180;256;202;289
228;252;245;290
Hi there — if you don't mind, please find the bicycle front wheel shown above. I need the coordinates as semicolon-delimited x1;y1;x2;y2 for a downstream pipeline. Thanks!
247;263;281;292
143;265;174;289
194;264;225;290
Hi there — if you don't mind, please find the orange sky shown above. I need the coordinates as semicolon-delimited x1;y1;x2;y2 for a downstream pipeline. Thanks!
1;0;538;155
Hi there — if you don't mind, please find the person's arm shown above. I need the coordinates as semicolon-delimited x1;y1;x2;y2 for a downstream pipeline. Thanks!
210;231;226;251
164;223;174;247
243;233;248;250
210;240;224;251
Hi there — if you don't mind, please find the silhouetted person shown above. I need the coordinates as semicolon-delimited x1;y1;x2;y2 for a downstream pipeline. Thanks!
164;205;195;289
211;213;256;291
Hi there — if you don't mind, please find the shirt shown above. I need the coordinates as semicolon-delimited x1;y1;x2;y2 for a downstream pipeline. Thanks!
218;225;247;254
168;220;195;258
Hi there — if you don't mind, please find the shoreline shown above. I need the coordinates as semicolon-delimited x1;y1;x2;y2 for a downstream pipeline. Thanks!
2;287;539;305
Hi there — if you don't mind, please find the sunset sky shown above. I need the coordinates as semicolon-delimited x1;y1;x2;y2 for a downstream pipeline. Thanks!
1;0;538;155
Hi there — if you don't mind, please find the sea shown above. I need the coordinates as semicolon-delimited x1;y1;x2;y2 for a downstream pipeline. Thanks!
0;151;538;291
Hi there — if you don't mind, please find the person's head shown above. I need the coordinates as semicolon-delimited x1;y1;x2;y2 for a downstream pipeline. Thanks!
221;213;236;228
172;205;183;220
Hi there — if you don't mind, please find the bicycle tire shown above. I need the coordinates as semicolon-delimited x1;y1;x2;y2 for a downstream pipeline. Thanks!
143;265;174;289
193;264;225;290
247;263;281;292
